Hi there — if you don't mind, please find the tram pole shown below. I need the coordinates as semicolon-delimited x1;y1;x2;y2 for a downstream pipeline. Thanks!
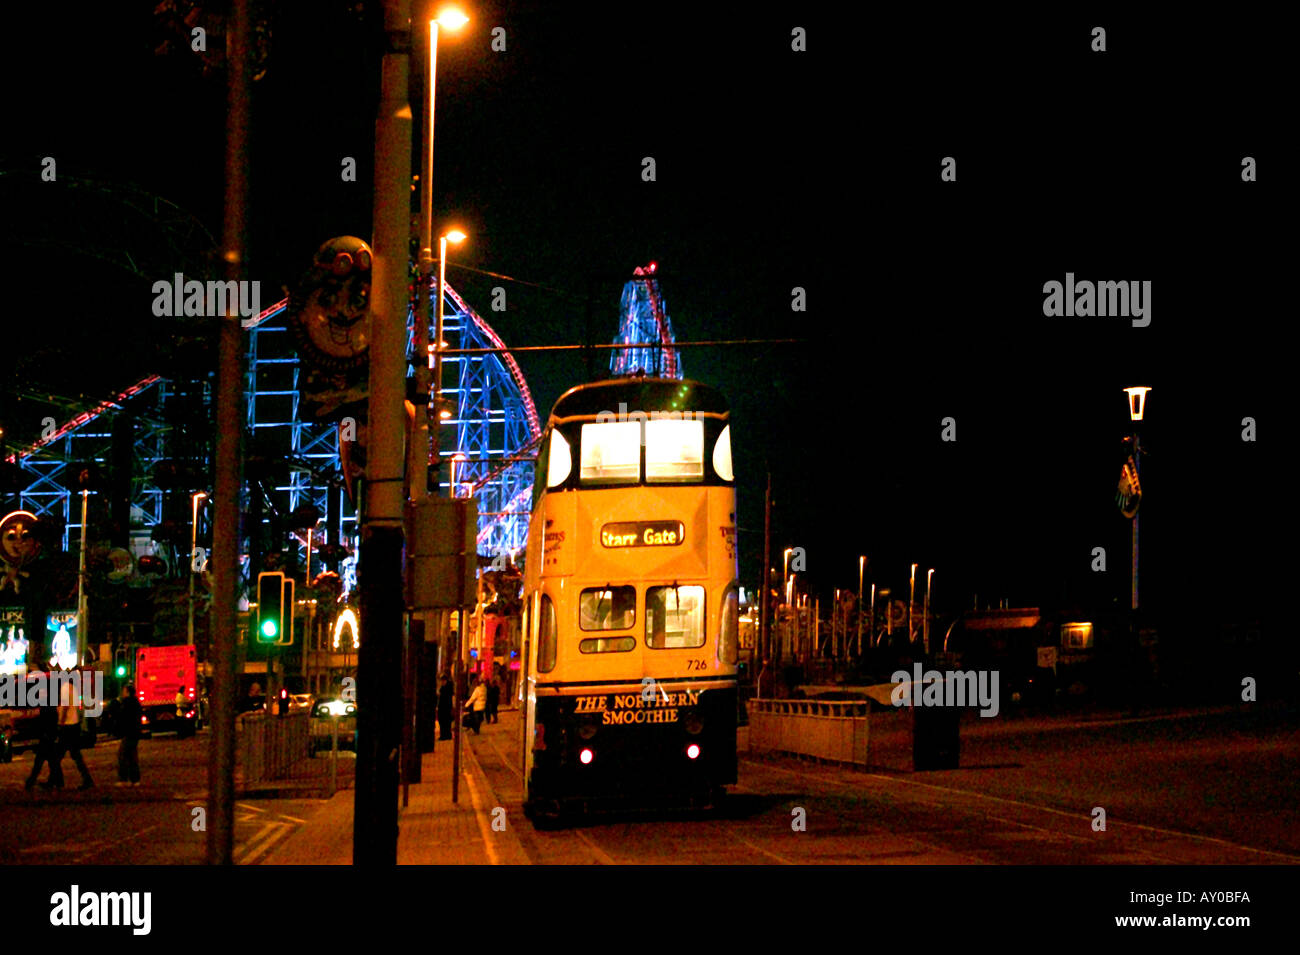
354;0;411;866
206;0;250;866
759;472;772;698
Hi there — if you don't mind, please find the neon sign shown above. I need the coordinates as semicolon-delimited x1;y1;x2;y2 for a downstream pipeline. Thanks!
600;520;685;548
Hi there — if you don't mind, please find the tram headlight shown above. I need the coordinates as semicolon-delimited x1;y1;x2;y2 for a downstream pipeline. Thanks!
579;747;594;765
718;585;739;666
712;425;733;482
685;743;701;760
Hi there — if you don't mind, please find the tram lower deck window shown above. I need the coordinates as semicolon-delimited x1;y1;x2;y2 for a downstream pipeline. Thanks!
645;585;706;649
579;586;636;631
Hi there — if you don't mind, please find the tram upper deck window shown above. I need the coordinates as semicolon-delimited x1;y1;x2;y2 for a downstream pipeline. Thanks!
645;585;706;649
645;418;704;483
579;586;636;631
579;422;640;484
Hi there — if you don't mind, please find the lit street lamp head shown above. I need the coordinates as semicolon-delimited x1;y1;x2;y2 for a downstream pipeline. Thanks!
1124;386;1151;422
436;8;469;30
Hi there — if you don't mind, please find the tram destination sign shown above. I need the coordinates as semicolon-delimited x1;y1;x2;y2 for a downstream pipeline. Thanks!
600;520;685;548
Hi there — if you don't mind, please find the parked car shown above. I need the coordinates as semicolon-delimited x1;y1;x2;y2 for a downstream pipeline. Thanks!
311;698;356;718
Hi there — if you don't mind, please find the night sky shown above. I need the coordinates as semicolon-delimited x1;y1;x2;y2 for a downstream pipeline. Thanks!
1;4;1288;638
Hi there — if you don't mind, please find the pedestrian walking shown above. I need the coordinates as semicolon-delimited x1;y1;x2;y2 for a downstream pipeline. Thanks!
462;677;487;734
437;673;454;741
486;677;500;724
54;671;93;790
117;684;143;785
24;697;64;791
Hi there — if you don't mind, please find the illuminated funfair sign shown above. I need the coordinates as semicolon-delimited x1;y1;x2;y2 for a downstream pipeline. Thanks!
0;612;28;674
332;608;360;651
47;614;78;670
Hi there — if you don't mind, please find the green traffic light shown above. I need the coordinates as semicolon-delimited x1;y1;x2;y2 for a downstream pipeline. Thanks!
115;665;126;677
261;619;278;639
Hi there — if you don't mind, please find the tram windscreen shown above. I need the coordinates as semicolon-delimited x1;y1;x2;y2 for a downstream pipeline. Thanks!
645;585;705;649
579;422;640;483
645;419;704;482
579;586;636;631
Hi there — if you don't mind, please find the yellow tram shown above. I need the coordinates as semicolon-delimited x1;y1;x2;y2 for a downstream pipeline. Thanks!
520;377;739;821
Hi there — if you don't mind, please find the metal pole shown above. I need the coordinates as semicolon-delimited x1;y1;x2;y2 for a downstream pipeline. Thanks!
451;500;468;803
207;0;250;866
869;583;875;650
76;490;88;666
188;493;204;646
924;571;931;655
1131;434;1140;613
759;473;771;697
909;564;917;647
354;0;411;866
857;557;864;658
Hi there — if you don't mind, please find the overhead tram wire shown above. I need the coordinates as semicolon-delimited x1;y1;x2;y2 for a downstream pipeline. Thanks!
441;343;795;358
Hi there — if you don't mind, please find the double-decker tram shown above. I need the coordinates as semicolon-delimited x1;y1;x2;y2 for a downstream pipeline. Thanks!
520;377;740;822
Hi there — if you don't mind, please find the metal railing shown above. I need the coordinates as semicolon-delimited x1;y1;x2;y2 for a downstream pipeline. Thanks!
747;698;870;766
238;712;312;783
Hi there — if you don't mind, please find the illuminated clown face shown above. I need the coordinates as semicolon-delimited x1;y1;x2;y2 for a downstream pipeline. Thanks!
0;511;41;567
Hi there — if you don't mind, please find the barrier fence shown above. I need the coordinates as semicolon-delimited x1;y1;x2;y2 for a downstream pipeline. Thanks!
747;698;871;766
238;712;313;783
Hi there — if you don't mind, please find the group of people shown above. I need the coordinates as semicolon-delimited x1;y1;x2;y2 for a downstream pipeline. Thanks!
25;683;152;791
24;677;103;791
436;672;503;739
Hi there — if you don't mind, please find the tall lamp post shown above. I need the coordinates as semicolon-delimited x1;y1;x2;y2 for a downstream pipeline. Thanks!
415;5;469;498
908;563;917;647
924;567;934;655
76;489;89;667
432;228;467;487
1121;386;1150;622
869;583;876;651
188;491;207;646
857;555;866;657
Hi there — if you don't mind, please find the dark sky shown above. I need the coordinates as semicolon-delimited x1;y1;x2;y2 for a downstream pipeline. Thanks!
1;3;1289;629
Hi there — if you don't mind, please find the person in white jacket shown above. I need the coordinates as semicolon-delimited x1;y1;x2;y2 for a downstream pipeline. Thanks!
463;678;488;734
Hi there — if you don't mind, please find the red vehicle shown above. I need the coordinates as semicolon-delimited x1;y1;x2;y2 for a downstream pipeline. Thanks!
136;645;198;737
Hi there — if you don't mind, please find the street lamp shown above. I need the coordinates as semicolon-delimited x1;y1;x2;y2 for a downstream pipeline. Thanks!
449;451;468;493
1121;386;1151;618
434;228;467;494
909;563;917;647
188;491;207;646
869;582;876;650
413;5;469;504
857;555;866;657
924;568;934;654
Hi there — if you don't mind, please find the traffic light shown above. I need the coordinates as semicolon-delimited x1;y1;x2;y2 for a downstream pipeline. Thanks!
279;576;295;646
256;572;285;643
278;686;289;718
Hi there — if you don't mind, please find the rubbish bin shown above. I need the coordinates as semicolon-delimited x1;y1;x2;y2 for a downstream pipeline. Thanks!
912;697;960;770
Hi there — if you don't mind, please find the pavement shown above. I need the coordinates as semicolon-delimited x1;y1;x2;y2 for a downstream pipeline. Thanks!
259;708;528;865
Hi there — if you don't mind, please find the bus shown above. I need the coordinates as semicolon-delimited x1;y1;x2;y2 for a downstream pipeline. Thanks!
520;377;739;822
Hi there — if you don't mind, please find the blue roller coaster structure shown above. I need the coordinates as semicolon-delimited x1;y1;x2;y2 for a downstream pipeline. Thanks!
3;280;540;590
609;263;683;380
